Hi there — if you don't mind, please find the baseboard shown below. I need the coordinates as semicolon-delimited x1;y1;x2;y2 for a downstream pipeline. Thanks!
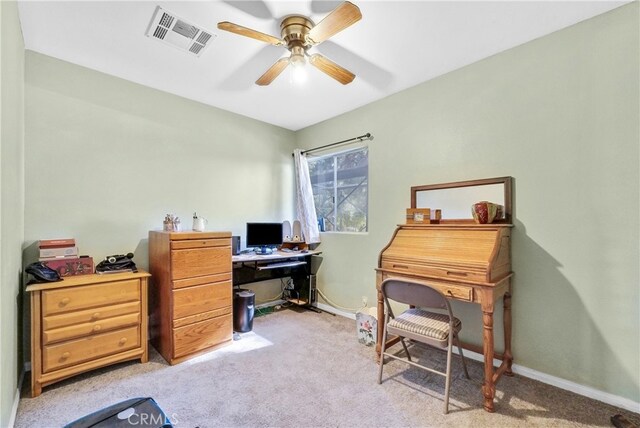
8;366;26;428
324;309;640;413
316;302;356;320
460;349;640;413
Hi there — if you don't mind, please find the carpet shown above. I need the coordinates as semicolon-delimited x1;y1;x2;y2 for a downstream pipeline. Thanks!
15;308;639;427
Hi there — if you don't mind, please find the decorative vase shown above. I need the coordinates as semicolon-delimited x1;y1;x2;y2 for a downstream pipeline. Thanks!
472;201;504;224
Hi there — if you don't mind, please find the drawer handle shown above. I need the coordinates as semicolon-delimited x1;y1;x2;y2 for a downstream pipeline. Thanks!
91;312;101;320
118;337;128;346
392;264;409;269
446;271;468;277
446;290;455;296
92;325;102;332
61;352;70;360
60;297;70;306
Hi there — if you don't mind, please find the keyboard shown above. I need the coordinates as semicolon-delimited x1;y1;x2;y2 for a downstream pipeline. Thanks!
257;260;307;270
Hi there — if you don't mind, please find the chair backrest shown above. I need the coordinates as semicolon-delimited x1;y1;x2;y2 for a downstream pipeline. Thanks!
381;279;448;311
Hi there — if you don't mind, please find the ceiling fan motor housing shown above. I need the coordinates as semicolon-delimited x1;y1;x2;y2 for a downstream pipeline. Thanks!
281;15;314;64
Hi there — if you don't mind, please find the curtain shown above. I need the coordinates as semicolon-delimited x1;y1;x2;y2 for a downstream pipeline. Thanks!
293;149;321;244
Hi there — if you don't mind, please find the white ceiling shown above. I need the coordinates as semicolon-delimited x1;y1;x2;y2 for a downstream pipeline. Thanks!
17;1;627;131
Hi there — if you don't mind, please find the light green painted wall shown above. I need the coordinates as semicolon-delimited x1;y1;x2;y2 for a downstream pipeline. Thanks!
0;0;25;426
296;4;639;402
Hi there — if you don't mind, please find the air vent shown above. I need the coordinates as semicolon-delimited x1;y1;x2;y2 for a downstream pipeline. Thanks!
146;6;215;57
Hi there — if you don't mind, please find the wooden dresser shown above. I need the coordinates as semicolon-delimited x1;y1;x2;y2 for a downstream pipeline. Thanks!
376;223;513;412
27;270;151;397
149;231;233;365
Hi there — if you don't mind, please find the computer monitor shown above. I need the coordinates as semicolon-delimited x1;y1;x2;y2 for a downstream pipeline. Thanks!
246;223;283;254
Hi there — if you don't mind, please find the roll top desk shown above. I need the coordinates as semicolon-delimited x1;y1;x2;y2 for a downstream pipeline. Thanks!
376;177;514;413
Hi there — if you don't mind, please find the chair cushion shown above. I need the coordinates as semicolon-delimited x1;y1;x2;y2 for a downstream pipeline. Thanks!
388;308;461;341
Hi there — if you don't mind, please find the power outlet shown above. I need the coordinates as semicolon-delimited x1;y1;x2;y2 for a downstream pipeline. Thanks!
361;296;368;307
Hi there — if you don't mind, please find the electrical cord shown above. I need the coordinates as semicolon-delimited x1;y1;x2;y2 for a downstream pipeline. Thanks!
316;288;363;313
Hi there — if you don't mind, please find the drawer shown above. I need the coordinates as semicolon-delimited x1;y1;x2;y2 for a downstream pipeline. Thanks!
173;314;232;359
173;281;232;320
173;306;232;329
43;301;140;331
173;272;232;289
171;246;231;280
43;326;140;373
43;312;140;345
171;238;229;250
42;280;140;316
438;284;473;302
381;260;487;283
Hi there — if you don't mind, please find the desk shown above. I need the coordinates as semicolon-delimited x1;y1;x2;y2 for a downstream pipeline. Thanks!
376;223;513;413
232;250;322;307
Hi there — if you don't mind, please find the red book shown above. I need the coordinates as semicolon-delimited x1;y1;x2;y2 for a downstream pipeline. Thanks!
39;238;76;248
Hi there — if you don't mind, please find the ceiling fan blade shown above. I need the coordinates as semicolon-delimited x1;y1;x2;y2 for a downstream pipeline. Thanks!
256;58;290;86
217;21;283;46
309;54;355;85
307;1;362;45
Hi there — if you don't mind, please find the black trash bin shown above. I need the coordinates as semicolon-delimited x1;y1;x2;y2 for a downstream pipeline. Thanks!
233;289;255;333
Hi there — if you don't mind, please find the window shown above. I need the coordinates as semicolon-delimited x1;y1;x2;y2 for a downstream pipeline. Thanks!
307;147;368;232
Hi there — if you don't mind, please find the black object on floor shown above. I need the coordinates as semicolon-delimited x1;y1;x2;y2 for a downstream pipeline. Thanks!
611;414;639;428
64;397;173;428
233;289;255;332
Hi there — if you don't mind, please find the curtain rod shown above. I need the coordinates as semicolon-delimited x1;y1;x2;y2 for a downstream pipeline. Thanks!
297;133;374;156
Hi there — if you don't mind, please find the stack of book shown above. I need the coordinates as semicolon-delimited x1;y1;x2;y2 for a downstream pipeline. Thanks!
39;238;94;276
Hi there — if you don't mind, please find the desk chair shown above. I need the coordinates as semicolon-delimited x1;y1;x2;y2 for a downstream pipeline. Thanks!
377;279;470;414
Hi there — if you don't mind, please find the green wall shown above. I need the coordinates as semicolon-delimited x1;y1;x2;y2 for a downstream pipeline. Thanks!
0;1;25;426
296;3;639;402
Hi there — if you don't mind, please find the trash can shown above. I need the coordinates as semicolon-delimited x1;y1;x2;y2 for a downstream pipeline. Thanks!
233;289;255;333
356;307;378;346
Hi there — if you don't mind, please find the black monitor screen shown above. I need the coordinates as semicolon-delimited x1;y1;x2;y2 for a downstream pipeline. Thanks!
246;223;283;248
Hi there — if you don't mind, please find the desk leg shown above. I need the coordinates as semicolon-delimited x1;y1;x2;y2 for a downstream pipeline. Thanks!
481;300;496;413
503;291;513;376
375;279;384;363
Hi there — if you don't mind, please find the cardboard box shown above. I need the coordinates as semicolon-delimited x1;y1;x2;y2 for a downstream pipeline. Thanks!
39;246;78;258
40;256;94;276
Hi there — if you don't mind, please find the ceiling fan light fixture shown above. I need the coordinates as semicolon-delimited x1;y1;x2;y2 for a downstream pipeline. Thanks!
290;65;308;85
289;46;306;67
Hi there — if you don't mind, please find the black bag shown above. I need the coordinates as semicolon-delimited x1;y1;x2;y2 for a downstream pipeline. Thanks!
96;253;138;274
25;262;61;283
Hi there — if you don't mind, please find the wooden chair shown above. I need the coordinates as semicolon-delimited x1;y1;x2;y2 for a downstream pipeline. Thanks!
377;279;470;414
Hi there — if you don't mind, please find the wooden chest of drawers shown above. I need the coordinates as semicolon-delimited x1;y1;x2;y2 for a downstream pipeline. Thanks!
27;271;151;397
149;231;233;365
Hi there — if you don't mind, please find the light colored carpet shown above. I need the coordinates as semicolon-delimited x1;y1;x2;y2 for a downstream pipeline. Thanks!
15;308;639;427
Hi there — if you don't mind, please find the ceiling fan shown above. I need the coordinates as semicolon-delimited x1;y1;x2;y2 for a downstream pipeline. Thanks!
217;1;362;86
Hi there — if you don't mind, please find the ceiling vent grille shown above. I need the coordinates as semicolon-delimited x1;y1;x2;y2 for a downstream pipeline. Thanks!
146;6;215;57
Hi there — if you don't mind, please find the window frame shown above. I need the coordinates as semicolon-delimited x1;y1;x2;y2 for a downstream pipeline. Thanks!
307;146;369;233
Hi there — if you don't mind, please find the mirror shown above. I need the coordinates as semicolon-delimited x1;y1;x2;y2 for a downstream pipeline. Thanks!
411;177;513;223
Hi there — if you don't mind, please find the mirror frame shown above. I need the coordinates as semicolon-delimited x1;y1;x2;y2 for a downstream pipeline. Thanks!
411;176;513;224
